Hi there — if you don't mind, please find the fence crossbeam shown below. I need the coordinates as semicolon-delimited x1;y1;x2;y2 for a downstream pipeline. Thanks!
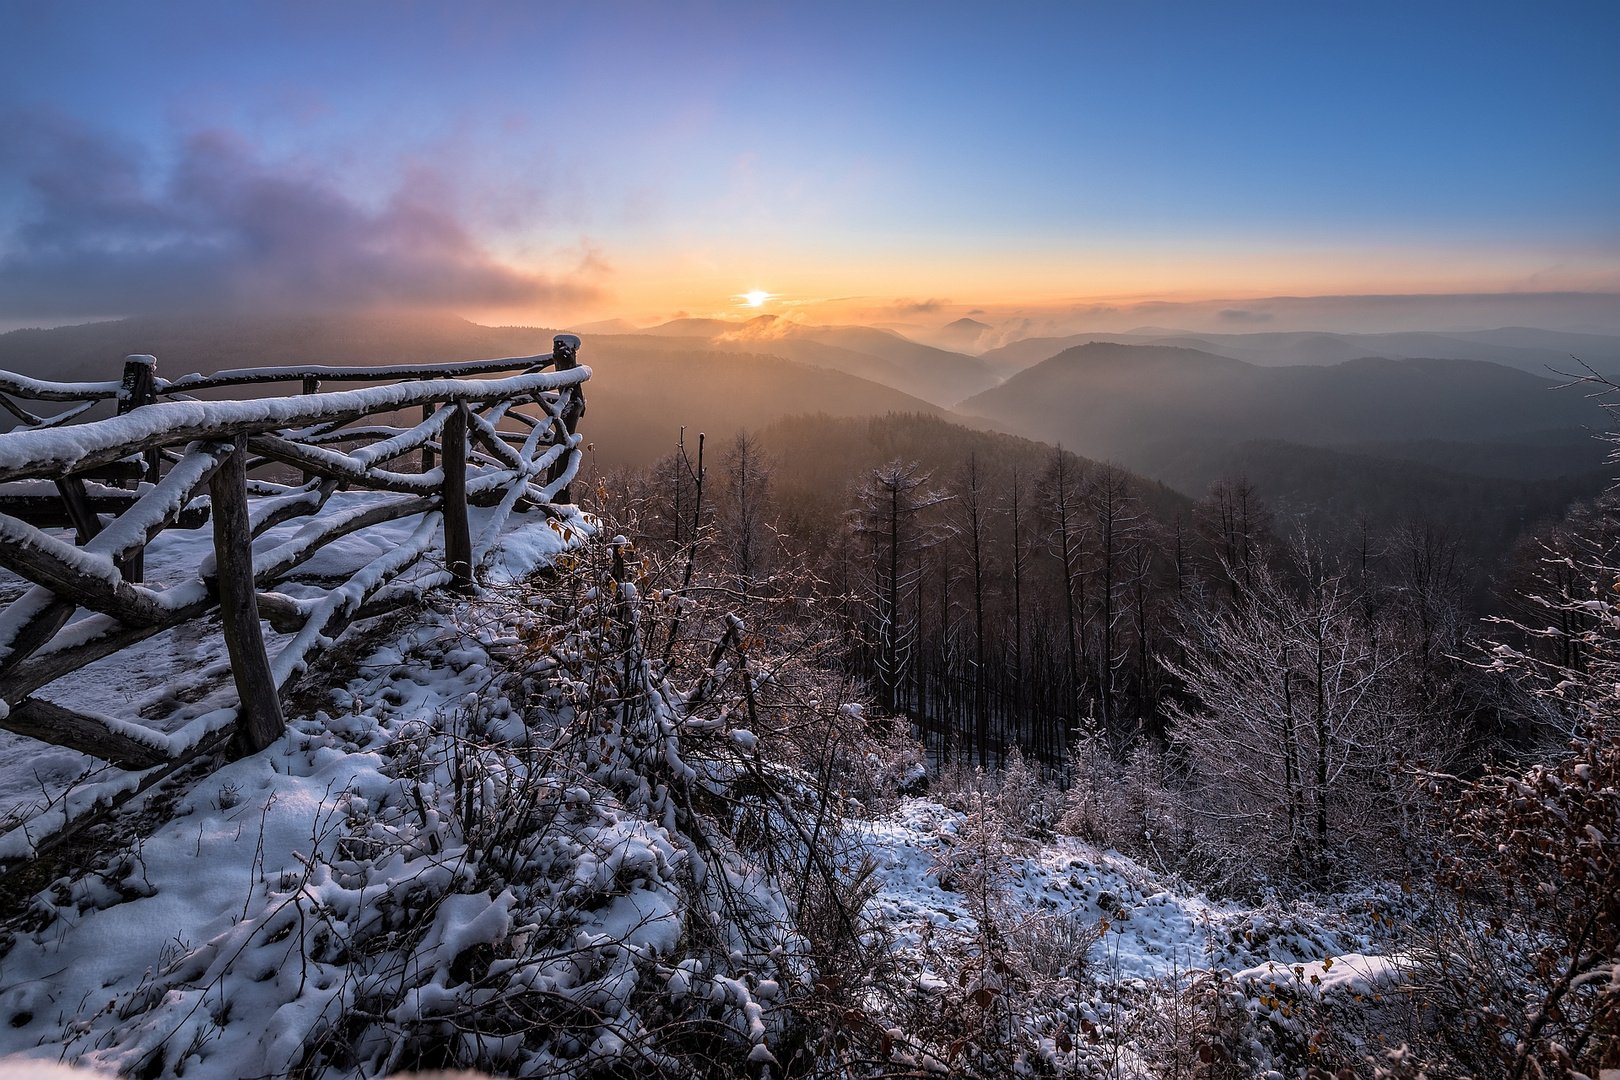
0;335;587;861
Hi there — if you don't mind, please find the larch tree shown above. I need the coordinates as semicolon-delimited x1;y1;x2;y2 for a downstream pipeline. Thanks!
1194;473;1271;600
721;430;773;600
952;453;994;764
852;460;951;714
1040;446;1088;724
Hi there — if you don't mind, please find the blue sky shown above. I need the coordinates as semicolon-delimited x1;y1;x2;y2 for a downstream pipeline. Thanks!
0;1;1616;329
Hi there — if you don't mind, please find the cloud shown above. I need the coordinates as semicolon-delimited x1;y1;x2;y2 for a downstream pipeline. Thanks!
0;111;599;318
889;297;950;314
1217;308;1273;323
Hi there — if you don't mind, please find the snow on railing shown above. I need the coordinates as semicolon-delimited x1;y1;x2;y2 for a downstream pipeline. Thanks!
0;335;588;863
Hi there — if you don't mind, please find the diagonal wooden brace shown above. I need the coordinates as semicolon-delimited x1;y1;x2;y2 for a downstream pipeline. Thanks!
0;514;168;625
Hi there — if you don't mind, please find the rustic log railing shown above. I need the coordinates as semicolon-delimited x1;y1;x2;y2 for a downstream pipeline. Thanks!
0;335;588;832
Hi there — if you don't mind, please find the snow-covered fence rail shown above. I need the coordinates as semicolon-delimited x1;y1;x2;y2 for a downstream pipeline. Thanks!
0;335;588;858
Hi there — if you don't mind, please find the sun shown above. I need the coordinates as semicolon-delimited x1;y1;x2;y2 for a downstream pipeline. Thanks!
739;290;772;307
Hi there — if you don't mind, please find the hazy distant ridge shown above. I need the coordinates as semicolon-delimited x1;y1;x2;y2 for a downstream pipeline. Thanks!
958;341;1610;462
976;326;1620;380
579;314;1000;407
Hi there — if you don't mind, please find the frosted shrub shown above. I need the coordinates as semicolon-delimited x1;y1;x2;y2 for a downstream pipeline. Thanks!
932;741;982;811
1405;723;1620;1077
995;747;1040;836
845;709;929;808
1058;740;1117;845
1119;744;1190;874
917;787;1027;1073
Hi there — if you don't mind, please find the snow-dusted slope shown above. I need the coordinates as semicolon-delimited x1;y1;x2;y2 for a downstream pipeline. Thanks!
861;798;1399;982
857;798;1412;1075
0;496;587;855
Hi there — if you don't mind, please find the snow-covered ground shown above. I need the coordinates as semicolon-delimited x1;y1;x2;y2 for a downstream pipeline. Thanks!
0;502;593;1077
0;492;582;854
860;798;1402;984
856;798;1412;1074
1;503;813;1080
0;732;1412;1078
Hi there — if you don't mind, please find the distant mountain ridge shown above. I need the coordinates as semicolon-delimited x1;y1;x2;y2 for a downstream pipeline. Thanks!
958;341;1611;464
4;313;1606;606
578;314;1000;407
976;325;1620;380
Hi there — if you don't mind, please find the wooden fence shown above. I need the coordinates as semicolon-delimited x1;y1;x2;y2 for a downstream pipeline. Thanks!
0;336;588;834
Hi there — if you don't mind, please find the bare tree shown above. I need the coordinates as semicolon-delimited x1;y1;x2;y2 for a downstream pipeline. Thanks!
1387;515;1467;702
720;430;774;599
1040;446;1088;724
1124;520;1163;738
1002;463;1031;753
852;460;951;714
1167;549;1385;871
618;429;704;553
1086;462;1143;735
953;453;994;764
1194;474;1272;599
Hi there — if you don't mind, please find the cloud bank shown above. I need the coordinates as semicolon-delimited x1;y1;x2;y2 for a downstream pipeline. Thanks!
843;290;1620;350
0;112;596;319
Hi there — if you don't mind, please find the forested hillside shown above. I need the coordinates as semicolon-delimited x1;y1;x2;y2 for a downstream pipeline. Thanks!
960;342;1607;459
594;315;1001;406
976;325;1620;378
577;373;1620;1074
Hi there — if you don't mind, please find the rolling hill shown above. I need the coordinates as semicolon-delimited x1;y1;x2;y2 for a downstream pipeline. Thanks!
957;340;1616;602
957;342;1610;463
593;315;1000;407
1135;435;1611;607
976;326;1620;380
4;313;1611;611
757;410;1192;555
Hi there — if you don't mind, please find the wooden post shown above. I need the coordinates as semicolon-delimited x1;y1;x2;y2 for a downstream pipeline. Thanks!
300;376;320;484
442;401;473;592
547;334;583;504
117;355;160;484
116;354;160;580
421;382;436;473
211;435;285;756
53;477;102;545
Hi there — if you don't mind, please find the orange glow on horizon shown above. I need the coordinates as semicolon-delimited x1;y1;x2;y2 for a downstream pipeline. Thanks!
458;236;1619;336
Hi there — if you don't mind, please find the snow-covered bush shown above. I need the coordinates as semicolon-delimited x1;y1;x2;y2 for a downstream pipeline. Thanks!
1058;719;1119;845
1405;723;1620;1078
